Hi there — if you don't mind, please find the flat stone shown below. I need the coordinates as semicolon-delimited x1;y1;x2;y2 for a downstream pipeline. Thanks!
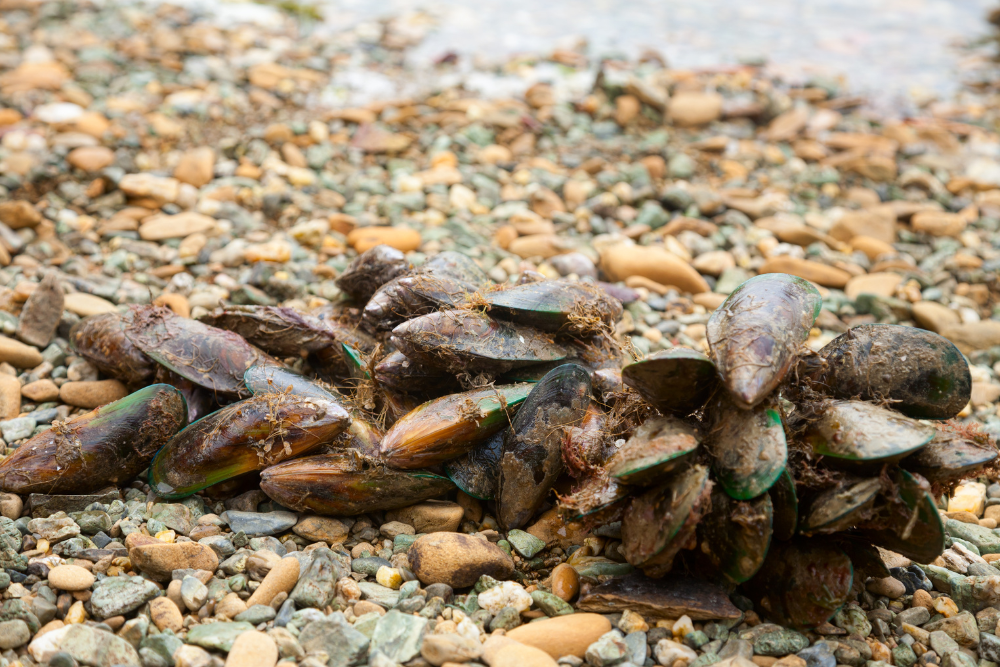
532;589;574;616
149;596;183;632
47;565;94;591
0;336;42;368
29;491;120;518
225;511;297;536
129;541;219;581
370;609;429;663
576;573;741;620
0;619;29;649
150;503;195;536
292;515;349;543
90;575;160;619
28;512;80;542
1;417;35;442
385;501;465;533
752;628;810;656
299;617;370;667
139;211;216;241
186;621;256;652
945;520;1000;554
359;581;400;608
507;529;546;558
235;604;277;624
28;624;140;667
290;550;343;609
929;630;960;656
420;632;482;666
408;532;514;588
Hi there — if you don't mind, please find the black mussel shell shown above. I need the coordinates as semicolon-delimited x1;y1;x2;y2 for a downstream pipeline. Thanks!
622;348;718;417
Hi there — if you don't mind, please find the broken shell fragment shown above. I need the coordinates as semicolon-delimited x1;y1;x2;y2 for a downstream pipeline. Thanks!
707;273;821;409
621;348;718;417
607;416;700;486
148;391;350;499
804;400;935;469
0;384;187;494
390;309;567;375
378;383;533;469
483;278;623;335
260;451;455;515
815;323;971;420
497;364;592;530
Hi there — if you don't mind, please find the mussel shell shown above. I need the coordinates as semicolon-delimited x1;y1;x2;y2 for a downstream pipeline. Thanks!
373;351;459;395
0;384;187;494
341;343;369;380
769;468;799;541
902;431;999;483
815;324;971;420
69;313;156;385
707;273;821;409
805;400;935;469
497;364;592;530
743;538;853;630
484;279;623;335
364;251;489;330
379;383;533;470
562;404;612;478
706;395;787;500
607;416;700;486
621;464;712;577
149;392;350;499
336;244;410;303
800;477;882;534
391;310;567;375
622;348;718;417
855;470;944;563
154;367;215;423
124;305;282;398
692;489;773;585
243;366;381;457
198;305;376;358
559;472;631;520
444;430;504;501
260;451;455;515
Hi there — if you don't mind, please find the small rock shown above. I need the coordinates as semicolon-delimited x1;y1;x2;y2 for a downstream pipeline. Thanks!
299;617;369;667
293;516;349;543
408;532;514;588
667;92;723;126
28;624;140;666
0;336;43;368
507;614;613;658
421;632;482;666
492;642;559;667
226;510;297;536
129;541;220;580
370;609;430;663
58;380;128;409
149;596;183;632
66;146;114;172
552;563;580;602
0;619;29;649
47;564;94;591
507;529;546;558
247;556;300;607
226;630;278;667
385;501;465;533
16;272;63;349
0;201;41;229
585;631;630;667
479;581;533;614
187;621;256;652
89;575;160;619
866;577;906;599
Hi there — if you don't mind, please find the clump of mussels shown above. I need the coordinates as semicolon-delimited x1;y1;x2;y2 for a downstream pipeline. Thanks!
6;244;993;630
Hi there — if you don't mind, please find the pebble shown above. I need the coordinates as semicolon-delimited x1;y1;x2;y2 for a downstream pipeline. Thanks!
866;577;906;599
129;541;220;580
491;641;560;667
63;293;117;317
408;532;514;588
347;226;422;252
386;501;464;533
0;201;41;229
226;630;279;667
16;272;63;349
66;146;115;172
246;556;300;607
46;565;94;591
292;515;350;543
0;619;29;649
0;375;20;421
507;614;613;658
600;244;709;294
58;380;128;409
552;563;581;602
149;596;184;632
0;336;43;368
226;510;298;536
421;633;483;666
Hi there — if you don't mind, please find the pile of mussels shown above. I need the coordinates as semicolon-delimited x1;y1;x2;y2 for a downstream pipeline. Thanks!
0;244;992;630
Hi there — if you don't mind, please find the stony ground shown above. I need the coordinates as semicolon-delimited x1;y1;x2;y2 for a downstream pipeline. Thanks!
1;2;1000;667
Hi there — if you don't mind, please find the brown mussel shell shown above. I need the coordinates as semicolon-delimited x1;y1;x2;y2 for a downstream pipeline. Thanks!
707;273;821;409
483;278;623;336
336;244;410;303
621;348;718;417
902;430;999;483
260;451;455;515
804;399;935;469
0;384;187;494
69;312;156;385
607;415;700;487
814;323;971;420
705;394;787;500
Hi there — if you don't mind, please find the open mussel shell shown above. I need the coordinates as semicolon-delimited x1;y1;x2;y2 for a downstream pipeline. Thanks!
707;273;821;409
364;250;489;330
855;469;944;563
69;312;156;385
621;348;718;417
391;309;567;375
379;383;532;470
444;430;504;501
0;384;187;494
374;351;459;395
743;538;853;630
706;395;787;500
483;278;623;336
800;477;882;535
243;366;382;457
260;451;455;515
805;400;935;469
497;364;592;530
621;464;712;577
690;488;773;585
815;323;971;420
769;468;798;541
336;244;410;303
902;430;999;483
607;416;700;486
124;305;282;398
149;392;350;499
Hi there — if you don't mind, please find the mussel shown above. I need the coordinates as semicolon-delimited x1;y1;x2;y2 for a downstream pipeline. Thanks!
373;351;459;396
621;348;718;417
391;310;567;375
69;313;156;385
148;391;350;498
607;416;700;486
799;477;882;534
804;400;935;469
855;469;944;563
707;273;821;409
336;244;410;303
260;451;455;515
123;305;281;398
902;430;999;483
0;384;187;494
769;469;799;541
705;394;787;500
483;278;623;335
621;464;712;577
690;488;773;585
444;430;504;501
812;323;971;420
497;364;592;530
379;383;533;469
